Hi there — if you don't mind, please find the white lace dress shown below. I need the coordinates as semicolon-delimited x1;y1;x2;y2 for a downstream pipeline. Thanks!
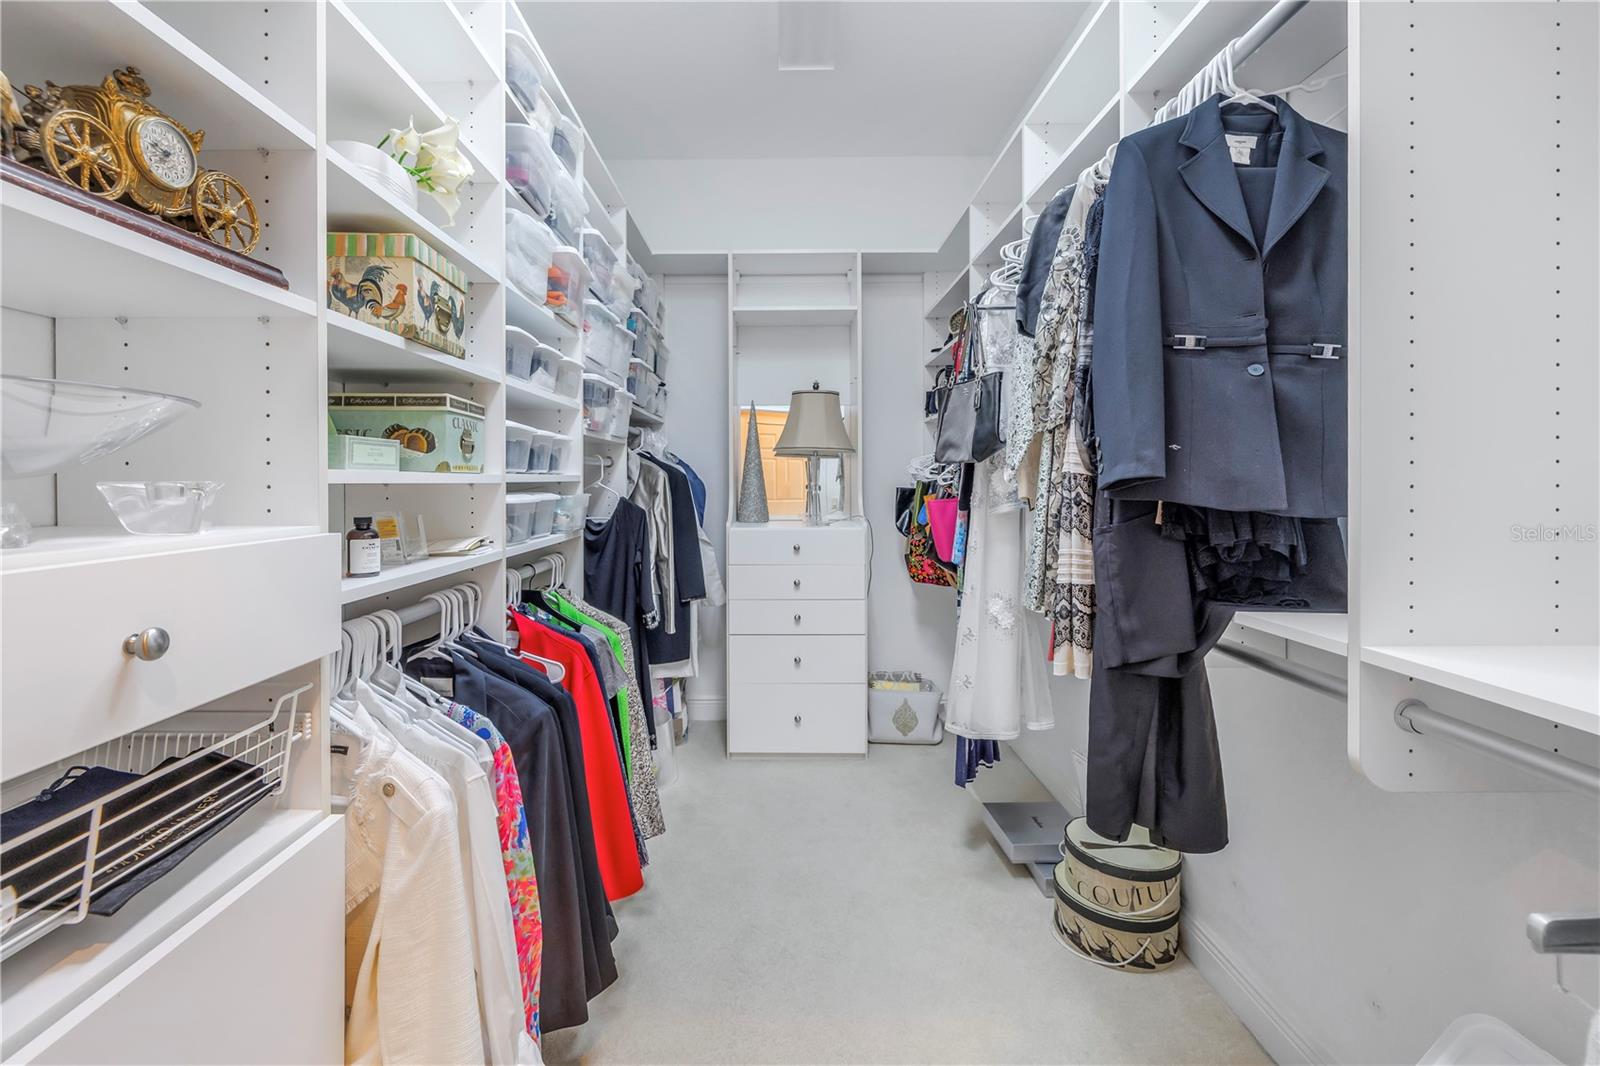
946;291;1054;740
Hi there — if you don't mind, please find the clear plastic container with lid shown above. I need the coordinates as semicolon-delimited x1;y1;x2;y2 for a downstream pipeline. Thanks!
552;115;584;176
549;171;586;246
606;266;641;314
525;426;562;473
505;31;544;115
550;492;589;534
582;373;617;434
505;210;558;303
607;390;632;437
582;302;630;384
547;245;584;321
546;434;570;473
578;227;619;300
507;491;555;545
505;420;536;473
506;122;561;217
527;87;559;138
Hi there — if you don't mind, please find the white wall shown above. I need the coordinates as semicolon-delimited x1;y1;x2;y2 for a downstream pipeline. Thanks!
1010;661;1600;1065
861;275;959;683
1;308;58;527
614;155;990;253
660;274;730;720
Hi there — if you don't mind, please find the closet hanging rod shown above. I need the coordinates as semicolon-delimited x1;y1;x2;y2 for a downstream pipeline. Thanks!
1232;0;1310;66
1210;641;1346;700
1395;699;1600;797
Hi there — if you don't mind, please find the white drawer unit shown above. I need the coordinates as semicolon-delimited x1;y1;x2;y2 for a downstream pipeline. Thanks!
725;520;869;754
729;599;867;636
728;684;868;755
728;635;868;685
0;531;340;782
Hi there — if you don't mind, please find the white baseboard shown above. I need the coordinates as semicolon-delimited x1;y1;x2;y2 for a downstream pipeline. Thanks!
686;695;726;722
1182;916;1332;1066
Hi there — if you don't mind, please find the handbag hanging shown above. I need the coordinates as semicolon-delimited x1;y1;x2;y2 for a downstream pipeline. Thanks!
903;480;957;588
934;302;1004;464
925;365;955;418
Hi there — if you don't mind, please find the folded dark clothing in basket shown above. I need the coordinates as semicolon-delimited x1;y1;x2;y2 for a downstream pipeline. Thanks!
2;752;269;920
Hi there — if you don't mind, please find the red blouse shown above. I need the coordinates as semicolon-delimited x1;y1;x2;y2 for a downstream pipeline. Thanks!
510;611;643;901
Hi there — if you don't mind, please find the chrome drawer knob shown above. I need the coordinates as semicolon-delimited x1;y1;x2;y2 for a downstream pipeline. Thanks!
123;627;171;661
793;656;802;666
793;613;802;624
792;543;801;554
793;715;802;726
792;579;801;589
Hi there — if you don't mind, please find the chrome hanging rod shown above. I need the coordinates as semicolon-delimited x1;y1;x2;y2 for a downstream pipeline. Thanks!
1395;699;1600;796
1210;640;1346;700
1233;0;1310;66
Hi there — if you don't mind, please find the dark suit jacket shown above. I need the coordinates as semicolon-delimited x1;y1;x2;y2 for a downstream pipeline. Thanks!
1092;95;1347;517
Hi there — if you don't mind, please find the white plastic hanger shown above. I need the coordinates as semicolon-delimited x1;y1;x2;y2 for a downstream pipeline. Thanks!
1217;41;1278;113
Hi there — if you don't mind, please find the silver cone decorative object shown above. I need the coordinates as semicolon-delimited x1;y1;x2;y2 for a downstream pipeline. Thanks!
737;402;770;523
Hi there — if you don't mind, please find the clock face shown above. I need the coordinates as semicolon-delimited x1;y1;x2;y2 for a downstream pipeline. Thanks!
134;117;198;190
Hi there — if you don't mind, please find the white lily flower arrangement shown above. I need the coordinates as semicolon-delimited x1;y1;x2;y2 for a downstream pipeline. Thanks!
377;117;476;223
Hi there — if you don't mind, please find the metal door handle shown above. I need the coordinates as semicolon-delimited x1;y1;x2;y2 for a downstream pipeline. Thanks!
123;627;171;661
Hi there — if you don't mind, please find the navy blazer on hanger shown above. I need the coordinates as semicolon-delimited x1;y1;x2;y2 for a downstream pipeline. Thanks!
1092;94;1347;517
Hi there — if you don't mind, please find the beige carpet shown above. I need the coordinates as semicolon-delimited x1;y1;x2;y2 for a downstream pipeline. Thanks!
542;725;1269;1065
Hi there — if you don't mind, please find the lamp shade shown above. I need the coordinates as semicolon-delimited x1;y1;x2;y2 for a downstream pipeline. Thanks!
773;387;854;455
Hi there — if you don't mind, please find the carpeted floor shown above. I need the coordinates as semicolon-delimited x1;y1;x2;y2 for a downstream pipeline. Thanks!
542;724;1269;1065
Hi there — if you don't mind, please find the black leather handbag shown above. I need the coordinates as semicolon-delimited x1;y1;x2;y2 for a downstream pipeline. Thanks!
934;309;1003;463
925;366;954;418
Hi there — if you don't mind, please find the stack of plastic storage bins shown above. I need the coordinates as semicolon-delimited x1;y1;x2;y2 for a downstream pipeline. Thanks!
506;123;561;217
506;493;558;546
506;326;580;399
505;209;557;304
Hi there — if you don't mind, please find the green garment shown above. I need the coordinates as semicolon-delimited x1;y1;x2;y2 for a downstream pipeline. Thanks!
545;591;634;779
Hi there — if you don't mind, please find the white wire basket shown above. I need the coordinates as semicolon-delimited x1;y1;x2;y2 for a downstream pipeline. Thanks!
0;682;313;960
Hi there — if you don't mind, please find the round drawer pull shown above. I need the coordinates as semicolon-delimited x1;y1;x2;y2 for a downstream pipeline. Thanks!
792;579;802;589
793;715;802;726
123;627;171;661
793;656;802;667
792;543;801;554
793;613;802;624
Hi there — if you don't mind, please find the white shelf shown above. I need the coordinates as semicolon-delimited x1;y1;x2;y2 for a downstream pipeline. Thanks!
1362;644;1600;735
505;377;581;414
0;1;314;151
506;285;579;345
732;305;858;326
1128;0;1277;98
0;525;324;574
326;150;499;284
0;185;316;321
1026;94;1121;206
505;530;580;558
343;0;498;86
507;472;582;486
328;470;501;485
630;405;664;427
1235;612;1349;657
0;807;325;1059
340;548;501;602
328;314;500;385
584;430;628;448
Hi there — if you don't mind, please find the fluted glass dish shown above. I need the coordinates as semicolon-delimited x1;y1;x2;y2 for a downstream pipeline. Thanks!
96;481;223;535
1;376;200;479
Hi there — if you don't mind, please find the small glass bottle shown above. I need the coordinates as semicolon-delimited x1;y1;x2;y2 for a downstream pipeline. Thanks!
346;516;381;578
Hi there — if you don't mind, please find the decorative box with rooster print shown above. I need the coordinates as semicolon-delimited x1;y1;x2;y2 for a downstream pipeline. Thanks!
329;391;486;474
327;232;469;357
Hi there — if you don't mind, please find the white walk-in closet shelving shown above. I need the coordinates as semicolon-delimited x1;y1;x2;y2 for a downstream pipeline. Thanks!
0;2;670;1059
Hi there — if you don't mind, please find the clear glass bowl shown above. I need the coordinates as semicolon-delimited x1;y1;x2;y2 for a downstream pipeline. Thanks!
96;481;223;535
2;376;201;479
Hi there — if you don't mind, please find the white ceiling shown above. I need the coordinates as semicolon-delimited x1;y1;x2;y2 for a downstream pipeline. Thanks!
520;2;1093;160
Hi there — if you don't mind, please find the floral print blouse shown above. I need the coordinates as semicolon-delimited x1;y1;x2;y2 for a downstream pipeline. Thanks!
445;701;543;1041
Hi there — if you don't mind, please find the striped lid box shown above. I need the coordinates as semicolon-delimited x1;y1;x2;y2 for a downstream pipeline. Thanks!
326;232;469;292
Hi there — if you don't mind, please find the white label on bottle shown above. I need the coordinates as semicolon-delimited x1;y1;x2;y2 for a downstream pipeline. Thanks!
1225;134;1258;165
348;538;382;577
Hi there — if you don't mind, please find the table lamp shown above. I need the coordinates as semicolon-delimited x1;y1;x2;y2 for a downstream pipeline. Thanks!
774;382;855;525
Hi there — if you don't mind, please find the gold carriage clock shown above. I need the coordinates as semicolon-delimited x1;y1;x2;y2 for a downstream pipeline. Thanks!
13;67;261;253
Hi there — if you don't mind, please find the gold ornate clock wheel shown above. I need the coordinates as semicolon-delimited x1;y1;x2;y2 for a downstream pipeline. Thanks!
192;170;260;253
40;109;128;199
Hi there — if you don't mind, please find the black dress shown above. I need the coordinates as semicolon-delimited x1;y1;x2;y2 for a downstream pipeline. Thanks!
584;498;659;744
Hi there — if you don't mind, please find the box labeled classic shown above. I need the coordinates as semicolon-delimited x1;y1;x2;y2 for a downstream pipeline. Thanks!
329;392;486;473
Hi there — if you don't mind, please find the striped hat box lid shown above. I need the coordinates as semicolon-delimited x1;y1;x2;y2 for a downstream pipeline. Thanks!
326;232;469;292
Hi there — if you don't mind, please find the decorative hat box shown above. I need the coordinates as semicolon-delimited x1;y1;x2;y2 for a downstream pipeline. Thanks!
327;232;470;358
330;392;486;473
1051;819;1182;972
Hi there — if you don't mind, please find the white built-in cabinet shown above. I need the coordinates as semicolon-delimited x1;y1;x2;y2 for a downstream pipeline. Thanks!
0;2;667;1059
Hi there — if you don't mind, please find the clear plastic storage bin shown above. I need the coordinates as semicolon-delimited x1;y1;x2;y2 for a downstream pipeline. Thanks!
583;302;630;384
546;434;570;473
582;374;617;434
551;492;589;534
506;122;561;217
528;87;559;138
629;260;661;320
549;171;586;245
578;227;619;300
527;427;562;473
608;391;632;437
548;245;584;320
626;358;650;400
607;266;640;314
505;210;558;303
552;115;583;176
506;420;536;472
505;31;544;114
507;491;551;545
